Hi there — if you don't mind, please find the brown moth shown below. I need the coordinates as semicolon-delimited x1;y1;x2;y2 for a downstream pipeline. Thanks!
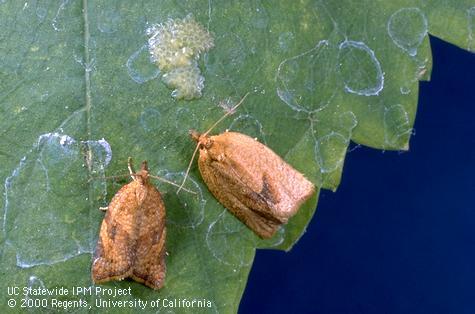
92;158;167;289
180;95;316;239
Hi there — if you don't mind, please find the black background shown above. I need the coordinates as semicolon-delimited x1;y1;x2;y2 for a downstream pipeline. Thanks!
240;36;475;314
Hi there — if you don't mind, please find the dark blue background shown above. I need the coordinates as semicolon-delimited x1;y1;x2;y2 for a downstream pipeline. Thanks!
240;36;475;314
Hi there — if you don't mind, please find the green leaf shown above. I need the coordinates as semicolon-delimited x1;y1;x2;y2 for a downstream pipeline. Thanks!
0;0;472;312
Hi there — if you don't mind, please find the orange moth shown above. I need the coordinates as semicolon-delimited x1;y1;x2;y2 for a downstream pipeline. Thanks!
179;95;315;238
92;158;194;289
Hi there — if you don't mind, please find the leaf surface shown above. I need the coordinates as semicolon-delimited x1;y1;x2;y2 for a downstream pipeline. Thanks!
0;1;472;312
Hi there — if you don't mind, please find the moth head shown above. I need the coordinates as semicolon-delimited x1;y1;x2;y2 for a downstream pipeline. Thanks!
189;129;212;149
130;159;149;184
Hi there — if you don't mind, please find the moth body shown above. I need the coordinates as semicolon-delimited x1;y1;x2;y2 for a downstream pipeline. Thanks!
192;130;315;238
92;160;166;289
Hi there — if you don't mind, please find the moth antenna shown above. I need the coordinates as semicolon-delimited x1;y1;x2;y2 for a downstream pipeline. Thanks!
127;157;136;179
149;175;197;195
176;143;200;194
177;92;249;194
88;174;131;182
203;92;250;137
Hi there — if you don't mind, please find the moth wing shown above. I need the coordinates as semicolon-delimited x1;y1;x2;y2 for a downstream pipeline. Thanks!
91;183;138;283
131;185;167;289
220;132;315;217
131;226;167;289
201;158;283;238
223;153;287;218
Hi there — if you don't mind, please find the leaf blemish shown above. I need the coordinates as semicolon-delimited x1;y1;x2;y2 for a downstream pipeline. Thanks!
315;131;349;174
338;40;384;96
127;44;160;84
3;133;112;268
206;210;255;267
383;104;412;149
157;171;205;229
97;8;121;34
276;40;334;112
51;0;70;32
139;108;162;132
147;14;214;100
229;114;267;144
387;7;428;57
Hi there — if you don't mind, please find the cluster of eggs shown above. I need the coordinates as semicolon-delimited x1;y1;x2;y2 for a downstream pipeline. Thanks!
147;15;214;100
